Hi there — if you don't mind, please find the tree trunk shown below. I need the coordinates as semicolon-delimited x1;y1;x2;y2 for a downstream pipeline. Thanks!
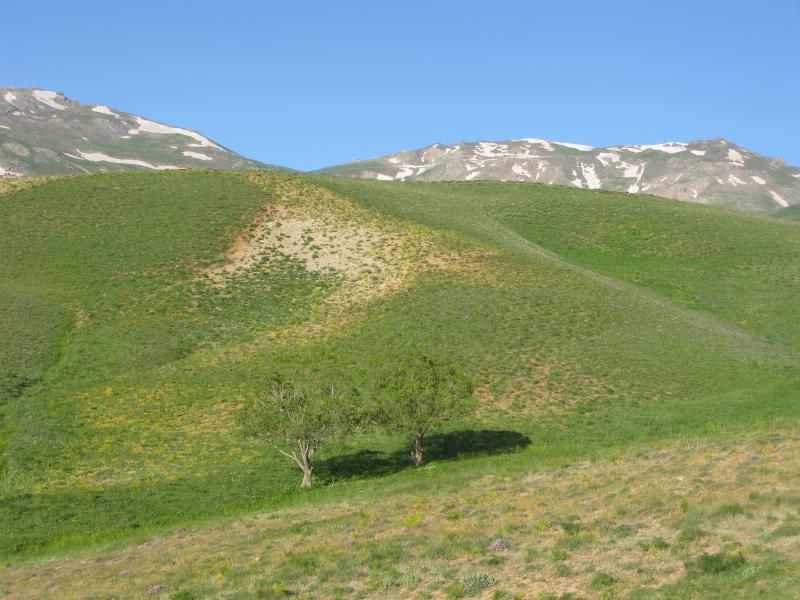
300;466;312;488
299;440;313;488
411;431;424;466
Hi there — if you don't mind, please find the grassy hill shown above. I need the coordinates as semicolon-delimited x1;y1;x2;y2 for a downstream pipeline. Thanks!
774;204;800;221
1;172;799;598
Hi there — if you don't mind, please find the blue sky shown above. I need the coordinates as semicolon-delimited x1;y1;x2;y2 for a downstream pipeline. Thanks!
4;1;799;170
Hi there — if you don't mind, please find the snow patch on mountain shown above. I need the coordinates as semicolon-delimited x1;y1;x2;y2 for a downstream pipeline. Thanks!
92;105;119;117
33;90;67;111
182;151;213;161
555;141;594;151
0;165;22;176
728;173;746;186
395;165;416;180
64;149;180;170
579;163;601;189
626;164;646;193
516;138;555;152
770;190;788;207
512;163;531;178
128;117;221;149
474;142;506;157
727;148;745;166
614;142;687;154
596;152;621;166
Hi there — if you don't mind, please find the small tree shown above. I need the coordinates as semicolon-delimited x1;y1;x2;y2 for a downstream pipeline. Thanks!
371;352;475;466
244;373;348;488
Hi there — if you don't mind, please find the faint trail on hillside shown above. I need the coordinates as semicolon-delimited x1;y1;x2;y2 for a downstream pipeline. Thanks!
481;217;799;364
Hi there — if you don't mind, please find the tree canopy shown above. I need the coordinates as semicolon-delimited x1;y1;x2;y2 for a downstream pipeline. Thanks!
370;352;475;465
243;371;351;488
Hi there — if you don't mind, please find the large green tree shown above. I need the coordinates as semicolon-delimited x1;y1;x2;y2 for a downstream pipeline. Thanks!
371;352;475;466
245;372;350;488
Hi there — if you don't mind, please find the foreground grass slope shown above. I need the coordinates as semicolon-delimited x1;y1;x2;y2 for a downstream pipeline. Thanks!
5;429;800;599
1;172;798;596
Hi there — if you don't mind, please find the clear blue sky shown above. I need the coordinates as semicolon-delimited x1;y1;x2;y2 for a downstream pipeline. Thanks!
4;1;799;170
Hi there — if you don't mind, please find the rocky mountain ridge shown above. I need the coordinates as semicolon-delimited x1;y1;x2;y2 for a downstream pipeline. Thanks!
0;87;274;176
319;137;800;213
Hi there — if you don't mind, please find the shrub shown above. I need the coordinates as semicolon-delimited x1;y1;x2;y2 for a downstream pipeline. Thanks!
462;571;497;596
677;525;705;543
492;591;522;600
558;519;583;535
686;552;746;575
715;502;745;518
446;582;465;598
638;536;669;551
554;563;573;577
770;523;800;538
551;548;567;562
590;571;617;590
611;523;635;537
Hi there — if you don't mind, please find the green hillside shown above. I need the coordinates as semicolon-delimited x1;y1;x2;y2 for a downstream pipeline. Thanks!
774;204;800;221
1;172;799;598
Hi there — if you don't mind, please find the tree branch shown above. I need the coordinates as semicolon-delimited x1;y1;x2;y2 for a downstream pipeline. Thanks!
270;442;305;470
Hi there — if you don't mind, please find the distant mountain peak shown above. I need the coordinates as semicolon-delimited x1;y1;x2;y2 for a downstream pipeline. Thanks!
0;87;274;176
319;136;799;213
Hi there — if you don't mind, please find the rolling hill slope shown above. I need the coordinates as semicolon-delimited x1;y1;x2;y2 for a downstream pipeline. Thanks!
1;172;799;597
319;137;800;213
775;204;800;221
0;88;277;175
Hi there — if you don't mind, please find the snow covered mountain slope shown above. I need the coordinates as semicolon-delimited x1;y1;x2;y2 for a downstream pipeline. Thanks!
319;138;800;213
0;88;278;176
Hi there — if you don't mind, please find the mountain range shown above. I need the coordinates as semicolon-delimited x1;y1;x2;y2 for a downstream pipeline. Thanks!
319;138;800;213
2;87;799;213
0;87;273;176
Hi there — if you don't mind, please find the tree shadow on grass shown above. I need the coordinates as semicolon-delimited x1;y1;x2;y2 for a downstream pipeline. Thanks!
317;429;531;482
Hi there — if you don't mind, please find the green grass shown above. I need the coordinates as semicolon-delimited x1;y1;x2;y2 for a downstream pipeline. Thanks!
316;178;800;350
6;428;800;599
774;204;800;221
1;171;798;585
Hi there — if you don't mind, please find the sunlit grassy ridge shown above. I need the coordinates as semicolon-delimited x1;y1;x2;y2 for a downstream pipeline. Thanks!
317;178;800;351
1;172;798;597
